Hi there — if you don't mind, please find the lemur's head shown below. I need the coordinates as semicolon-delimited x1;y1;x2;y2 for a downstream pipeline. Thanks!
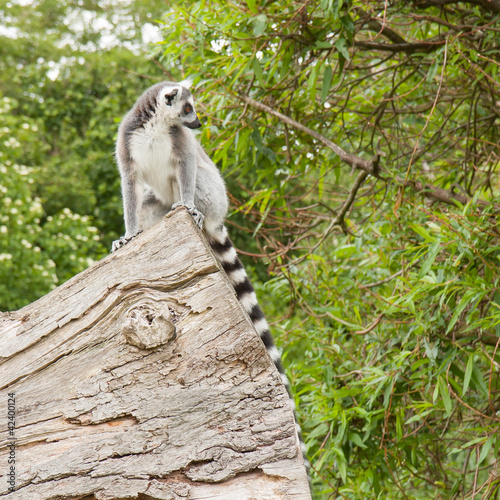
158;80;201;129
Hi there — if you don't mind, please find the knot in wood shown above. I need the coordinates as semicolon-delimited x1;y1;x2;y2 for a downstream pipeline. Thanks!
121;302;176;349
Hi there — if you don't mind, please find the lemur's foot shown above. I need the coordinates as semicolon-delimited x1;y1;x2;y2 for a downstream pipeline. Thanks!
172;202;205;229
111;231;142;253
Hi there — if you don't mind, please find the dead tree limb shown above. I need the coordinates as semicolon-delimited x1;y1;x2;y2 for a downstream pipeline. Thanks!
0;208;310;500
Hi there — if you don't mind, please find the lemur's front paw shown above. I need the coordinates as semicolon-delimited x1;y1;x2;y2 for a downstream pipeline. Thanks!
111;237;127;252
110;231;142;253
172;202;205;229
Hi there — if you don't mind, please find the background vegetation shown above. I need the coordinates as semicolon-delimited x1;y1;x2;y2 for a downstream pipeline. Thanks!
1;0;500;497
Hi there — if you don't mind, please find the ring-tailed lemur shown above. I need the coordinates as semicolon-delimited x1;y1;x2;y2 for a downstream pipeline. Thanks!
111;80;307;467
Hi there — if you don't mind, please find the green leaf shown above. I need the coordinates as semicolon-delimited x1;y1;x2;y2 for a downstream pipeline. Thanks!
308;64;318;103
411;224;436;243
471;364;488;397
349;432;367;449
438;376;452;416
396;411;403;440
335;37;350;60
321;65;333;104
405;408;433;425
245;0;258;14
462;354;474;396
335;447;347;482
383;378;394;408
478;436;493;465
252;14;268;36
251;58;265;86
418;241;440;278
340;14;355;35
446;290;475;333
307;421;329;441
462;437;487;449
426;59;439;82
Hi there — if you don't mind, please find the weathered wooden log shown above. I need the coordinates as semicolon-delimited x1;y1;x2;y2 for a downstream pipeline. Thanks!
0;208;310;499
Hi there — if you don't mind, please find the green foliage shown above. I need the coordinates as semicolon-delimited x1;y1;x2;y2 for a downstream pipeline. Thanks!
0;95;105;310
156;1;500;497
0;0;168;309
284;199;500;497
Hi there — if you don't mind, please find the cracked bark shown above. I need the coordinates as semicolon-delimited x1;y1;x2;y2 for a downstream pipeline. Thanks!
0;208;310;500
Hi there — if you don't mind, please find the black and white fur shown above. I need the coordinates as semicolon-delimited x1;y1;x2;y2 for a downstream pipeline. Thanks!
111;80;307;465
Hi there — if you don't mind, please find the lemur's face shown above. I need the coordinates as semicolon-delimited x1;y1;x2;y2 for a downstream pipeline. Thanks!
159;85;201;129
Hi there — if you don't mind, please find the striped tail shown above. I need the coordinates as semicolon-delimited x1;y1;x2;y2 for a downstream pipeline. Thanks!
205;225;309;469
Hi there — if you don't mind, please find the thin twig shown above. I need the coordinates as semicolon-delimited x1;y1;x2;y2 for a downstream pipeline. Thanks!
287;169;369;267
354;314;384;334
363;269;404;288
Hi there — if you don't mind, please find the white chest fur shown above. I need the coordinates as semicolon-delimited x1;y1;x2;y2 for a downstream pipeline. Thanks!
128;121;179;205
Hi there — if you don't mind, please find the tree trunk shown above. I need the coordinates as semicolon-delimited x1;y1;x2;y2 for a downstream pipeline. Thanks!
0;208;311;499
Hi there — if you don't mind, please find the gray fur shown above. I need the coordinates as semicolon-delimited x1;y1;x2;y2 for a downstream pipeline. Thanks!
112;80;225;249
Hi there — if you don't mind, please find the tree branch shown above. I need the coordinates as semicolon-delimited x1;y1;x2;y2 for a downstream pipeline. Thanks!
354;38;445;54
355;7;408;45
238;93;377;175
354;314;384;335
332;170;369;228
409;179;469;206
413;0;500;14
285;169;370;267
238;95;494;211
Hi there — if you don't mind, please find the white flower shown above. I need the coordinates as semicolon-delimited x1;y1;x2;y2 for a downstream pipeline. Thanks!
13;164;31;175
3;138;20;148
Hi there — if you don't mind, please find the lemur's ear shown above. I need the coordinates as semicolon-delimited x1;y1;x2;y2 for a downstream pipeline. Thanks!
179;78;193;89
165;87;179;106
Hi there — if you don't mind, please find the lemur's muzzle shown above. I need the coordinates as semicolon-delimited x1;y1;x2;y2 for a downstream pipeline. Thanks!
185;116;202;129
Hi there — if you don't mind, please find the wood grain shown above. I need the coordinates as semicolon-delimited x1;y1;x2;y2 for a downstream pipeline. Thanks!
0;208;310;499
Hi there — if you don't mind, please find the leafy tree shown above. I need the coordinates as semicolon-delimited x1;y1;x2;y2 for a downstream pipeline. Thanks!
0;0;168;309
0;95;103;309
157;1;500;497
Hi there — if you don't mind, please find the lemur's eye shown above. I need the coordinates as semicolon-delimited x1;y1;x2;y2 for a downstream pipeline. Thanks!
184;104;192;114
